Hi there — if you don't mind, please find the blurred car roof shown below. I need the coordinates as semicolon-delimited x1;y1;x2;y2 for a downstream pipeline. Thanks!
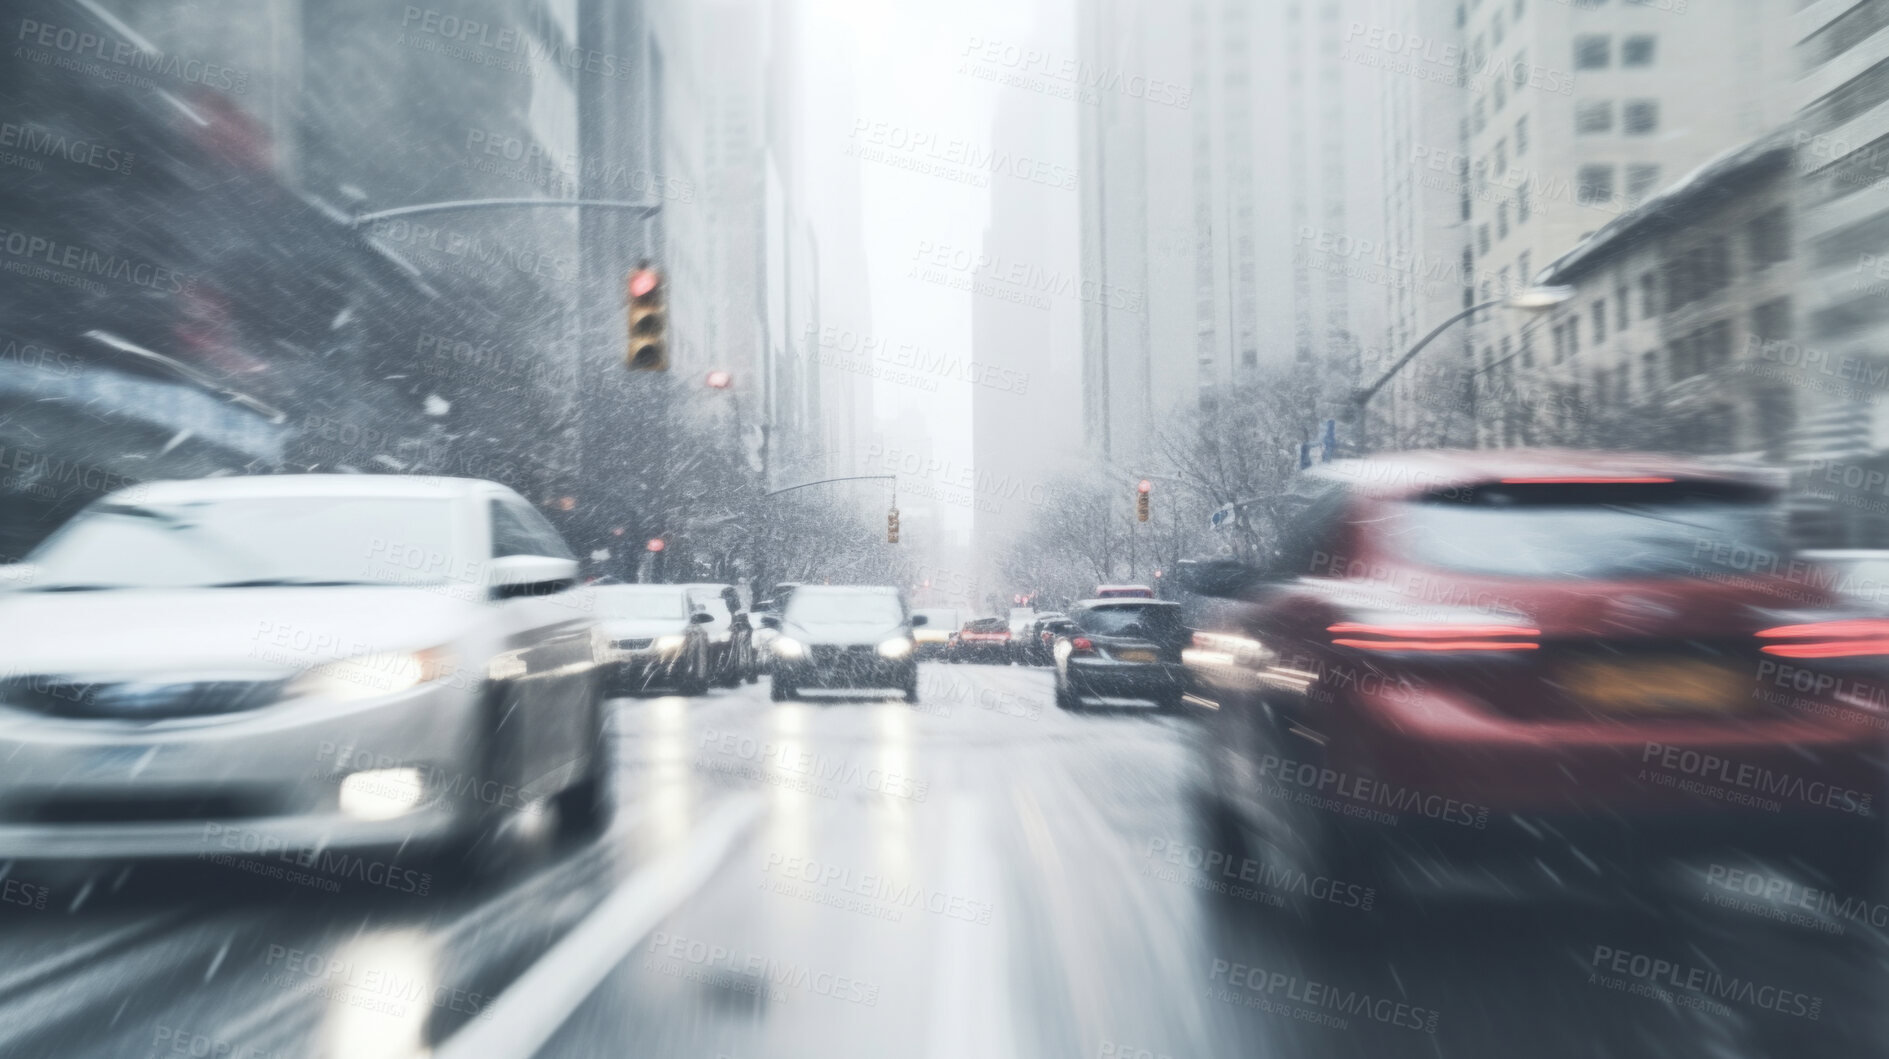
1309;449;1782;500
105;474;497;503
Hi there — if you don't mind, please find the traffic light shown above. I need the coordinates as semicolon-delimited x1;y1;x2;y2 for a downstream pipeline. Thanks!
887;507;900;544
626;264;667;371
1136;479;1151;522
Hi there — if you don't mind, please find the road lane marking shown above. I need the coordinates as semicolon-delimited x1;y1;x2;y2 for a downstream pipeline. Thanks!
431;795;764;1059
925;794;1016;1059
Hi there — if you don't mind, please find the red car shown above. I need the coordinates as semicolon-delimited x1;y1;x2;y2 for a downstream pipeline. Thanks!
1183;451;1887;894
949;617;1015;664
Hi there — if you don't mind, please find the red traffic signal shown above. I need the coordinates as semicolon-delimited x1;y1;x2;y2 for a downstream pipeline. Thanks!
1137;479;1152;494
705;370;733;389
627;264;668;371
646;538;665;553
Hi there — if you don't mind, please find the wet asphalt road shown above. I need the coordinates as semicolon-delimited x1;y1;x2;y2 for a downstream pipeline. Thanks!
1;661;1885;1059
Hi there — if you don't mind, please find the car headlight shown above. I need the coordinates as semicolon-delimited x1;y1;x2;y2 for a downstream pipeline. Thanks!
877;637;913;659
654;634;687;654
287;648;456;703
772;636;806;659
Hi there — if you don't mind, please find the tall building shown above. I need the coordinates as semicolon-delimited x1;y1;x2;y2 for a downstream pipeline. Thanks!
1789;0;1889;469
1075;0;1194;465
1465;0;1794;446
971;25;1083;575
1077;0;1391;468
1364;0;1473;447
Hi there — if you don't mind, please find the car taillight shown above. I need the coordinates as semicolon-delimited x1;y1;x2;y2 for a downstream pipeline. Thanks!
1756;619;1889;658
1326;622;1540;652
1071;637;1095;653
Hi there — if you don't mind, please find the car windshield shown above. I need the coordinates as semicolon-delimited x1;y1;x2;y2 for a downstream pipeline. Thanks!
1387;486;1788;580
593;585;691;619
23;497;458;589
597;589;690;620
963;618;1008;632
1815;559;1889;604
1076;604;1184;638
785;592;904;627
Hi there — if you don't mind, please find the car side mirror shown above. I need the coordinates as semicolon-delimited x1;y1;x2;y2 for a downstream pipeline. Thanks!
488;554;578;600
758;614;781;629
909;614;929;627
690;611;715;624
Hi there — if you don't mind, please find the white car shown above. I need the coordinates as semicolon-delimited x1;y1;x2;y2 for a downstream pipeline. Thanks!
0;474;609;868
593;584;715;694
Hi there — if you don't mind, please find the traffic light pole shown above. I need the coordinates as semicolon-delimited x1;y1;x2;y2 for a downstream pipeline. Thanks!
762;474;896;497
350;199;664;226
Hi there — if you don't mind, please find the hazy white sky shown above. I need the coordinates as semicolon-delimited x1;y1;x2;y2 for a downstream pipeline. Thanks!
800;0;1045;544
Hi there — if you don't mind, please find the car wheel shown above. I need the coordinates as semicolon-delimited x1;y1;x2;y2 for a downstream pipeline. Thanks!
436;684;530;886
770;678;795;702
679;650;710;696
554;694;615;841
903;672;920;703
1054;675;1076;711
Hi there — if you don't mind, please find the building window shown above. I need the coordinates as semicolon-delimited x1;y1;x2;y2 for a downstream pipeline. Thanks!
1751;297;1793;342
1569;316;1580;353
1622;99;1659;135
1517;179;1531;221
1615;281;1630;330
1552;323;1567;364
1624;164;1661;202
1575;100;1614;134
1643;350;1660;392
1574;35;1612;69
1242;349;1258;368
1621;35;1656;66
1511;49;1529;86
1493;11;1506;44
1518;251;1532;284
1499;336;1512;368
1576;164;1615;205
1463;247;1475;282
1472;34;1486;70
1495;74;1508;111
1515;115;1529;155
1479;224;1491;255
1592;300;1608;344
1665;236;1731;310
1514;0;1523;15
1639;272;1659;318
1473;98;1486;133
1497;203;1510;239
1748;208;1792;267
1520;328;1535;366
1493;138;1508;174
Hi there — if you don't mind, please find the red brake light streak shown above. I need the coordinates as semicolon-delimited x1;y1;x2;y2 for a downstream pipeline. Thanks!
1327;622;1540;652
1756;619;1889;658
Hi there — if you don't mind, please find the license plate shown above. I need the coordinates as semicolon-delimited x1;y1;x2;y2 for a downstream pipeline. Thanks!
1114;648;1158;663
1561;658;1748;714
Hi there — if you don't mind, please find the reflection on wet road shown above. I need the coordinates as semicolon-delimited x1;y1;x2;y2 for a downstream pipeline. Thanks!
3;662;1884;1058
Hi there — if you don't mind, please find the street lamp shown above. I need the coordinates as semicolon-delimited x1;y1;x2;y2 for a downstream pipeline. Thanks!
1348;285;1574;419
